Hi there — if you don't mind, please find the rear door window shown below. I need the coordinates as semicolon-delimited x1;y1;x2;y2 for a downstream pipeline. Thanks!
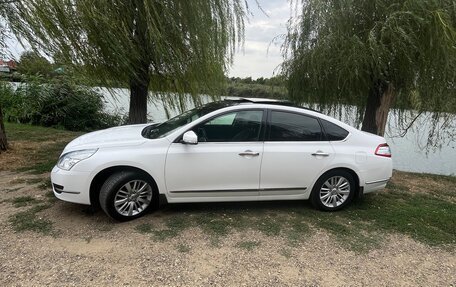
268;111;323;141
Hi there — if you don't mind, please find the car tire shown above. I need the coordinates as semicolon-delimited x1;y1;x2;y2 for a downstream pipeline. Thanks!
310;170;355;211
99;171;158;221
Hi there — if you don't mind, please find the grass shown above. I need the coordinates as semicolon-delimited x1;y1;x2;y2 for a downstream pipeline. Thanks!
135;223;154;234
134;216;191;241
256;216;282;236
9;177;43;185
4;122;78;142
10;195;42;207
346;193;454;247
235;240;261;251
8;204;54;235
43;190;58;203
2;123;456;250
417;172;456;183
194;213;233;236
3;122;81;174
3;187;21;193
1;124;77;235
152;215;192;241
279;247;292;258
129;177;455;251
176;243;191;253
39;178;53;190
15;141;69;174
6;189;57;235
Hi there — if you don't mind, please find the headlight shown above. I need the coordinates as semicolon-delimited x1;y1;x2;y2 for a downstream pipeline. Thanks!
57;149;98;171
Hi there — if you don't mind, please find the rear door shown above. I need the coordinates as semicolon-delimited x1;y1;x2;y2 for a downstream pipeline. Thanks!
260;110;334;196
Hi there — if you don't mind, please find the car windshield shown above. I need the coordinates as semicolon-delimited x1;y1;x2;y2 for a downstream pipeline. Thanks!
143;101;236;139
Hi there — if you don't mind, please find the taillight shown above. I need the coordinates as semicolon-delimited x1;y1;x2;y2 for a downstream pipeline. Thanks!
375;143;391;157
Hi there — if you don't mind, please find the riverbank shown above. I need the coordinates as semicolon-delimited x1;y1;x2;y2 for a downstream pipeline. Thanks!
0;123;455;286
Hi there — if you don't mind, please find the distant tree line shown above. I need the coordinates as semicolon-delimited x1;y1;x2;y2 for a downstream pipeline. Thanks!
228;75;286;86
226;76;288;99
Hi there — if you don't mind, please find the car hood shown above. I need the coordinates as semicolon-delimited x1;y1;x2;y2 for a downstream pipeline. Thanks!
63;124;152;152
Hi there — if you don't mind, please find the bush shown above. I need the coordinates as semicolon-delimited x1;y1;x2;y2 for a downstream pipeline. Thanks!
0;77;121;131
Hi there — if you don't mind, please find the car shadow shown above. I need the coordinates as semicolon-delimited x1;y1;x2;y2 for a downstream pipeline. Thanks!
156;199;315;215
65;199;317;221
59;195;371;223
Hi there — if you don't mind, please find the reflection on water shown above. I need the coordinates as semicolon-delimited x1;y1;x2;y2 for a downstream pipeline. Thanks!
97;88;456;176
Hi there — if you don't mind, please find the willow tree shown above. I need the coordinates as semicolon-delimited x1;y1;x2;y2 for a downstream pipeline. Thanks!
283;0;456;136
3;0;247;123
0;14;9;152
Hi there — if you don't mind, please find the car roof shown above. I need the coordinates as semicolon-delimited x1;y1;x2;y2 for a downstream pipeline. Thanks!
221;97;321;113
226;97;287;103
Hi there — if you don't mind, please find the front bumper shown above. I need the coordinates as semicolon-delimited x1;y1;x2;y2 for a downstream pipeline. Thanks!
50;166;91;205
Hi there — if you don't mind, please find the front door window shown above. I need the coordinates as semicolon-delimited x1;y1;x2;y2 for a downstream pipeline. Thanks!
195;110;264;142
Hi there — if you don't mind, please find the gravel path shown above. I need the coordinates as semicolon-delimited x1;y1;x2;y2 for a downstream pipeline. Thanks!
0;171;455;286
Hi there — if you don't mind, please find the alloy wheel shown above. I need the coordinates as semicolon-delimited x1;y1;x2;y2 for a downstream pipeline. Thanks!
319;176;350;208
114;180;153;217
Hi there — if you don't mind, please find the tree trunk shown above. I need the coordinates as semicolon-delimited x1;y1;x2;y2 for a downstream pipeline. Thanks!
0;105;8;153
128;72;149;124
128;0;150;124
361;82;395;136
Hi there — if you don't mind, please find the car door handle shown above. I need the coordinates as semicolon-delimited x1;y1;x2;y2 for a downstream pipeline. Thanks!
239;150;260;157
311;151;330;157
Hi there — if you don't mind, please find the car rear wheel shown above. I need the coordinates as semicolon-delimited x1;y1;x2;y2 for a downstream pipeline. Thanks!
310;170;355;211
99;171;157;221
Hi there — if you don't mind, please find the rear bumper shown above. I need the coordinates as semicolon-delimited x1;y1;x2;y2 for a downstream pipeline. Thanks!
359;157;392;194
363;178;390;194
50;166;91;205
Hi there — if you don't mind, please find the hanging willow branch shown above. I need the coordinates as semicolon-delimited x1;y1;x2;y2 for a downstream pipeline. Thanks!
282;0;456;146
1;0;248;112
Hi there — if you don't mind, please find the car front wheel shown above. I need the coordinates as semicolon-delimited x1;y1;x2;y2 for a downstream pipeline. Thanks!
310;170;355;211
99;171;157;221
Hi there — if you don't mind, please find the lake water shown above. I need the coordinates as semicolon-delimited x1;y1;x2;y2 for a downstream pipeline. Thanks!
96;87;456;176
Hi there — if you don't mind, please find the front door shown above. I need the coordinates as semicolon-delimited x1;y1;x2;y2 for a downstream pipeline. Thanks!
165;109;265;199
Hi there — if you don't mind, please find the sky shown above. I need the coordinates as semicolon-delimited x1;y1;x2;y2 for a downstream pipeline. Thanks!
5;0;291;80
228;0;290;79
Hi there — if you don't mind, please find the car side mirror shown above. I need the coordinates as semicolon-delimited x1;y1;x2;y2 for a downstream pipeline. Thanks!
182;130;198;145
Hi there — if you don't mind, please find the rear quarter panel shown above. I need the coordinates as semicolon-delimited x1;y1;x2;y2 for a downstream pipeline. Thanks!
331;130;392;192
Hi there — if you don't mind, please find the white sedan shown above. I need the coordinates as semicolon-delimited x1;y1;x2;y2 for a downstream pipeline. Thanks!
51;98;392;220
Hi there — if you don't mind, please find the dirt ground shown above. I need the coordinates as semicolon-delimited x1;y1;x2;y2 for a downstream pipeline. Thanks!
0;171;455;287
